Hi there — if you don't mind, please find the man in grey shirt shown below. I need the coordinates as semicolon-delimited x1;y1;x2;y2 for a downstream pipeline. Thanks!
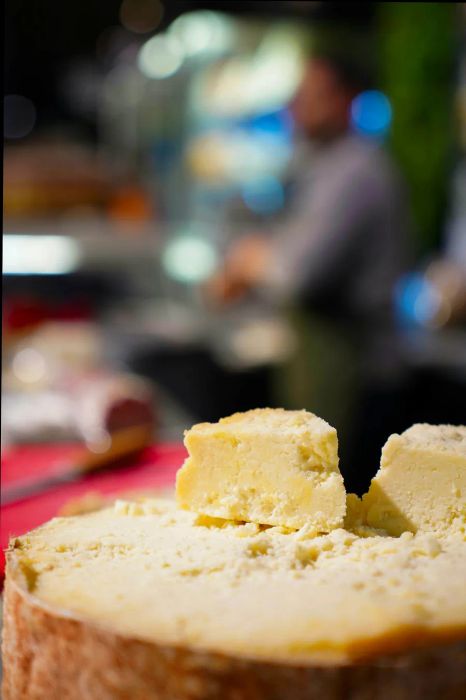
211;53;412;491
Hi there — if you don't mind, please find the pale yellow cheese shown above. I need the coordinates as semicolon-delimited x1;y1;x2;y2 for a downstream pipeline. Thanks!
9;417;466;668
176;408;346;532
363;424;466;536
9;499;466;664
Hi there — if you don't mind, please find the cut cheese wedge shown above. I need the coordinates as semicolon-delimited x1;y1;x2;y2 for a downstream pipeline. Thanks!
176;408;346;532
363;424;466;536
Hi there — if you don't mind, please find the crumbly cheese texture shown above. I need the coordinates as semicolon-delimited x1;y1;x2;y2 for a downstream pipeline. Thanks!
363;424;466;536
176;409;346;532
9;499;466;664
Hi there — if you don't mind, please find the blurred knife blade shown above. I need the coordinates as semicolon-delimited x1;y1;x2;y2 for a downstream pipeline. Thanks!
1;423;153;507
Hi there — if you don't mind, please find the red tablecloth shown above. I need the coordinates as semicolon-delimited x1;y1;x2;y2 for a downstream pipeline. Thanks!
1;442;186;577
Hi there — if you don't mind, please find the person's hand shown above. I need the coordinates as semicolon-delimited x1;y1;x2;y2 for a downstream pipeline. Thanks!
204;271;250;306
226;234;272;286
205;235;272;306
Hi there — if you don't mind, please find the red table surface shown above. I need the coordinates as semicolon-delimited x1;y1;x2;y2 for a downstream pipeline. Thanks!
1;442;187;577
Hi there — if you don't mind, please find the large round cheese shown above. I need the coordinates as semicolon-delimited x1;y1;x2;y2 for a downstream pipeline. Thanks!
3;498;466;699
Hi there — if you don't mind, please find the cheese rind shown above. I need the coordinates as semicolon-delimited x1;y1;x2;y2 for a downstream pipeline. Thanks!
363;424;466;536
176;408;346;531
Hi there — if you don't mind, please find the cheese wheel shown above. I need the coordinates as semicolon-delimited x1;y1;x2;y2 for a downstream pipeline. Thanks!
3;499;466;699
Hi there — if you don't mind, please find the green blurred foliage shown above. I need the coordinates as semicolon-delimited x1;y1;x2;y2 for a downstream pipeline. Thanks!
378;2;457;252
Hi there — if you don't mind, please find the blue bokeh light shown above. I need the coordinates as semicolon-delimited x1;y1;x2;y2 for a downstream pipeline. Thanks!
241;176;285;215
394;273;440;327
351;90;392;138
239;108;294;143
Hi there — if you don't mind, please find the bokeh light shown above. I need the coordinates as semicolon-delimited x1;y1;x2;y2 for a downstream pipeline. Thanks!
138;34;184;79
12;348;47;384
242;176;285;215
3;235;81;275
351;90;392;138
85;428;112;454
162;235;218;284
246;28;304;112
395;273;443;327
4;95;36;139
244;109;294;142
119;0;164;34
168;11;234;57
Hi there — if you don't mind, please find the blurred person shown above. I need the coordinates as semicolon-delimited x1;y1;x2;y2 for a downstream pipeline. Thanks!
424;160;466;327
209;52;413;493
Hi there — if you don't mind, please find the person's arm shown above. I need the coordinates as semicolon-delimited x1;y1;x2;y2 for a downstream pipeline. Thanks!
207;158;386;308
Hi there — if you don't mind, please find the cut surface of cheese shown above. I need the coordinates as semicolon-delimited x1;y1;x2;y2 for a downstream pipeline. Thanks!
176;408;346;532
7;499;466;666
363;424;466;536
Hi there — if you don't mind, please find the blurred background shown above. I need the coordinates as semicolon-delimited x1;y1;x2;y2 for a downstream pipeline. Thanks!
3;1;466;494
